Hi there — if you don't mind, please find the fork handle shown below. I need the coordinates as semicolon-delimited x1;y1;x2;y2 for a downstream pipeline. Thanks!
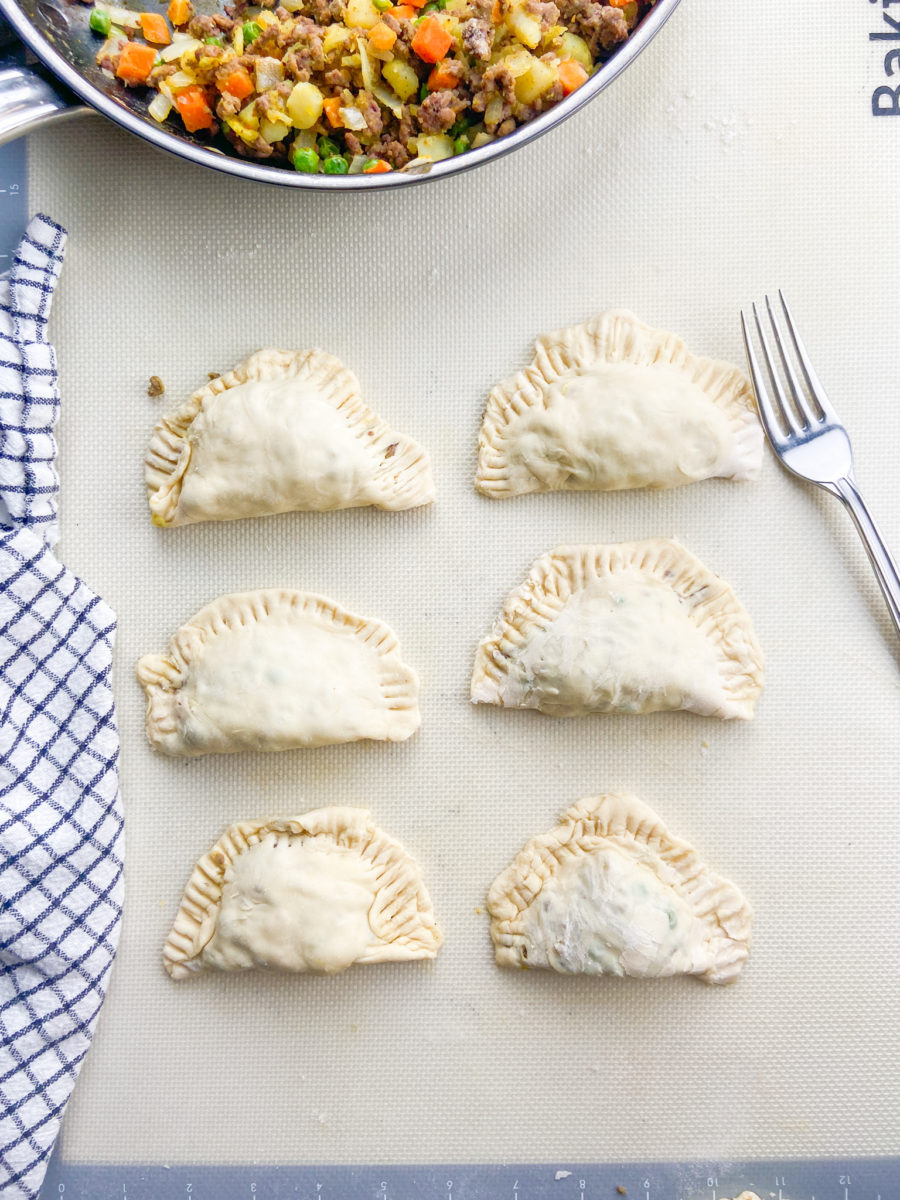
835;476;900;643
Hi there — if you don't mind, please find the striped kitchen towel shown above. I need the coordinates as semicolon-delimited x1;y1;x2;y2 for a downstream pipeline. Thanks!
0;215;124;1199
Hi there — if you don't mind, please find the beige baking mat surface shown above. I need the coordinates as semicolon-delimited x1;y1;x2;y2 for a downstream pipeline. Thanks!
25;0;900;1166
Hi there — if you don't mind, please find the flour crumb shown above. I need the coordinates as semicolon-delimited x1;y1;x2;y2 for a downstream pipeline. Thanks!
555;1171;572;1180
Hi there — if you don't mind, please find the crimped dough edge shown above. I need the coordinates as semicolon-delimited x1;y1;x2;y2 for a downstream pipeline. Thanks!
145;347;435;526
136;589;421;756
163;806;443;980
470;538;764;720
476;310;762;498
486;793;752;985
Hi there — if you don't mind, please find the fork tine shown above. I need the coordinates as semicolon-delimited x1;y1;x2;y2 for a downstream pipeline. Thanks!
740;308;790;445
778;289;837;422
765;293;819;430
744;301;802;438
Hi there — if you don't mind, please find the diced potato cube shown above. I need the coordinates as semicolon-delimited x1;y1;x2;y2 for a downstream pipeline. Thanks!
256;9;278;27
506;4;541;48
238;99;260;130
344;0;380;29
514;55;556;103
260;117;291;142
383;57;418;100
287;80;324;128
484;93;504;126
501;46;536;77
225;116;259;144
323;23;354;52
558;30;591;69
416;133;454;160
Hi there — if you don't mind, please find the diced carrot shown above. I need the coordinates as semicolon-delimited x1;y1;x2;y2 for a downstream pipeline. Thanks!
362;158;392;173
175;85;214;131
406;0;427;8
323;96;343;127
221;67;254;99
557;57;588;95
490;0;501;22
427;60;457;89
410;15;453;63
139;12;171;43
392;5;415;17
368;20;397;50
167;0;192;24
115;41;158;84
608;0;629;6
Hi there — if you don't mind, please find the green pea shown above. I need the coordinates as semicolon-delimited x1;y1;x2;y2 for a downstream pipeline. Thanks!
242;20;262;43
322;154;349;174
291;145;320;172
373;0;392;10
317;135;340;157
204;34;225;44
453;134;468;154
89;8;112;35
449;114;471;137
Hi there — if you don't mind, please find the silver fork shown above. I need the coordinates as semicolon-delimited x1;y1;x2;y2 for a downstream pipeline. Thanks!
741;291;900;644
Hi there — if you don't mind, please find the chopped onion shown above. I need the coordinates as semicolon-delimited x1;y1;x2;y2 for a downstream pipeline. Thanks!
371;82;403;117
167;69;197;89
358;39;375;92
471;130;494;148
254;56;284;92
340;105;368;130
158;35;200;62
148;91;173;122
94;2;141;28
347;153;367;174
95;32;127;61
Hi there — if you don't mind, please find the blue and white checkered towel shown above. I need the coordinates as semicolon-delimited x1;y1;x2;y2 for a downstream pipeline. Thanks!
0;216;124;1199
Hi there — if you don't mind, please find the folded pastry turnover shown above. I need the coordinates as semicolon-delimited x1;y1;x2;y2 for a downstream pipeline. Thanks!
137;589;420;756
146;348;434;526
164;808;442;978
471;539;763;720
476;310;761;498
487;794;752;984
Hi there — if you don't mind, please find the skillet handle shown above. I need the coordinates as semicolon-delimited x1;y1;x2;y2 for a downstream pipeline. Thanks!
0;60;87;144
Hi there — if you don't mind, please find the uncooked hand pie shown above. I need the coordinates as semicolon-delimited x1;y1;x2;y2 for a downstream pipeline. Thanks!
164;807;442;978
137;589;420;756
146;348;434;527
476;310;761;498
487;794;752;984
471;539;763;720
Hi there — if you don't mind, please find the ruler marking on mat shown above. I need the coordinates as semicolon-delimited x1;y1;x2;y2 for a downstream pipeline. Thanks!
0;139;27;261
37;1156;900;1199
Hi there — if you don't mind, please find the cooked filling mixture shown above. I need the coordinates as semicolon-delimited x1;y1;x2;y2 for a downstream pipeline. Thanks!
90;0;653;173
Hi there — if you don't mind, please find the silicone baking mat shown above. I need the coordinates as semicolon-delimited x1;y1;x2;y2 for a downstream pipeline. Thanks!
19;0;900;1189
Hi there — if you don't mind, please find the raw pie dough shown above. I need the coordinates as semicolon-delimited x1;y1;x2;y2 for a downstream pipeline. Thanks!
471;539;763;720
487;794;752;984
164;807;442;979
476;310;761;498
145;348;434;526
137;589;420;756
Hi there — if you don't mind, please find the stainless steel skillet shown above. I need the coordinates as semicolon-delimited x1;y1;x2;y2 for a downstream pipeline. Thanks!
0;0;680;187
